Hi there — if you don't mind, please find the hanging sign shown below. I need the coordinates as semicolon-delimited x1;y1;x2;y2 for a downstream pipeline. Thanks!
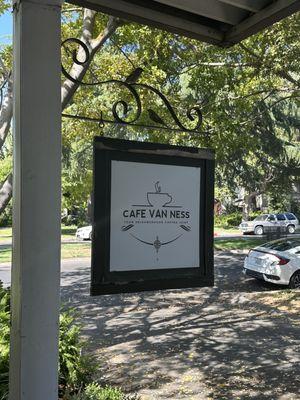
91;137;214;295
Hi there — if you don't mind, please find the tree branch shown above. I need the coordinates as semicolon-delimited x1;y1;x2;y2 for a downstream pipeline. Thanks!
193;62;253;68
61;12;124;109
0;56;9;79
0;8;125;216
82;8;96;43
239;43;300;89
0;173;13;215
0;76;12;152
239;94;300;127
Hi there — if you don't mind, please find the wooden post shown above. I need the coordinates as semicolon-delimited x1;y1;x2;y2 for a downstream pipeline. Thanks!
10;1;62;398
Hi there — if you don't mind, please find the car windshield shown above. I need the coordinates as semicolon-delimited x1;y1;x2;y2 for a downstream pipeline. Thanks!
253;215;268;221
260;239;300;252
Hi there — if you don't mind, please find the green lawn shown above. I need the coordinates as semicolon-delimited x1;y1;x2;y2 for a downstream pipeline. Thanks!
61;242;91;259
0;225;78;243
0;225;88;263
0;227;12;243
1;225;244;242
214;237;265;251
214;226;240;235
0;237;265;264
0;242;91;264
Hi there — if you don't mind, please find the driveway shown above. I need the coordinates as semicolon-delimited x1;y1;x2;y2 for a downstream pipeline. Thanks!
56;253;300;400
1;254;299;399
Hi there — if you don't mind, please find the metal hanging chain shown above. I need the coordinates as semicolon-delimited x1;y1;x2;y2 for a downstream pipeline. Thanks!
61;38;205;135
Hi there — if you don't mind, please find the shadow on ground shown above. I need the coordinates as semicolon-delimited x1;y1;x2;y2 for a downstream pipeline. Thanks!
60;252;300;400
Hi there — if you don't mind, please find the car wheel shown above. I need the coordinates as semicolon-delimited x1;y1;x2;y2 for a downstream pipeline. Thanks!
254;226;263;235
287;224;295;234
289;271;300;289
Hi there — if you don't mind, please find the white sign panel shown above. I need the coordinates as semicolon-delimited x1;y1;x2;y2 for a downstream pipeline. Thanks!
110;160;200;271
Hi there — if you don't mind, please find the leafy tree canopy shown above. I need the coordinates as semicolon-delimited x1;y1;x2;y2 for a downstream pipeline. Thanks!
60;9;299;216
0;0;9;15
1;4;299;218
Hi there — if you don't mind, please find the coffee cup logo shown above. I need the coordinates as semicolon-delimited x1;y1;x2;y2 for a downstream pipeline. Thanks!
121;181;191;258
147;181;172;208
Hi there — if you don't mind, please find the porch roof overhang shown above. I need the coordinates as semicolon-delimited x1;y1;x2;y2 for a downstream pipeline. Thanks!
68;0;300;47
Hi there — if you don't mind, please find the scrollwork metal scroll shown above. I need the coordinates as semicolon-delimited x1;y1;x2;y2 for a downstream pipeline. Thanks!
61;38;204;135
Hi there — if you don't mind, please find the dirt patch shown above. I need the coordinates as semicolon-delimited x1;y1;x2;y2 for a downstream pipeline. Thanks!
252;290;300;316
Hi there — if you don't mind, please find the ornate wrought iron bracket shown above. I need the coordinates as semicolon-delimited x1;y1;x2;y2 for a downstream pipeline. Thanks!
61;38;204;135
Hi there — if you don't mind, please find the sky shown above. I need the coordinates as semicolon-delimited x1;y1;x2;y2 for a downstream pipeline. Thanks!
0;11;12;45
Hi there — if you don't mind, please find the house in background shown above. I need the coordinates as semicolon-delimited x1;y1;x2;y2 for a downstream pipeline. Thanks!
229;184;300;220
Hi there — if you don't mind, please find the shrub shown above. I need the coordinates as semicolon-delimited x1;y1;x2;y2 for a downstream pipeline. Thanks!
0;284;138;400
66;383;140;400
59;309;95;396
62;208;89;228
215;210;268;228
225;214;242;227
0;283;10;400
0;204;12;228
0;284;94;400
215;212;242;228
248;211;263;221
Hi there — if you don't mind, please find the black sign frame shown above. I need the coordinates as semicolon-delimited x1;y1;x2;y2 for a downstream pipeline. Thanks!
91;137;214;295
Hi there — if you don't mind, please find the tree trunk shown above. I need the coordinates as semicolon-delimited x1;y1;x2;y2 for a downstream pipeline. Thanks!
242;201;249;221
0;77;13;151
242;192;257;221
0;11;123;218
61;13;123;109
0;173;13;215
0;75;13;215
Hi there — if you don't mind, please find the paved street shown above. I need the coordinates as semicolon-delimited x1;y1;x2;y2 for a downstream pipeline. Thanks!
1;253;299;399
0;257;90;287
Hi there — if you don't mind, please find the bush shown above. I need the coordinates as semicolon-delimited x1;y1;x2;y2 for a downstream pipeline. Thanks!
62;207;89;228
59;309;95;396
215;212;242;228
248;211;263;221
0;204;12;228
225;214;242;227
66;383;140;400
215;210;268;228
0;284;138;400
0;284;94;400
0;283;10;400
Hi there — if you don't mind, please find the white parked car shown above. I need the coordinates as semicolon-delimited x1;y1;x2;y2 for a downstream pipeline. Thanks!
239;213;299;235
244;238;300;288
76;225;92;240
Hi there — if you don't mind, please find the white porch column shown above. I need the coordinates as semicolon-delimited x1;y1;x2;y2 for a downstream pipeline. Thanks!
10;1;62;399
